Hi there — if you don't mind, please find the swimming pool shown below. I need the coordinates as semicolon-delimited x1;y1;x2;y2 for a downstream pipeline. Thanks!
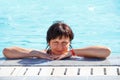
0;0;120;57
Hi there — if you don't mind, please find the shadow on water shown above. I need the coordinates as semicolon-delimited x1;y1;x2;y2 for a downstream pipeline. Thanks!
61;56;106;61
17;56;107;66
18;58;51;65
0;56;111;66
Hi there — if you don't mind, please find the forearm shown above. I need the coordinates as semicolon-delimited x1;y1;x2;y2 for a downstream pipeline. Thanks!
29;50;50;59
75;46;111;58
2;46;52;60
3;47;33;59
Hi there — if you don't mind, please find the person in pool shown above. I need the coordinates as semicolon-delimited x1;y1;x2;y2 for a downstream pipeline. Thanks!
2;21;111;60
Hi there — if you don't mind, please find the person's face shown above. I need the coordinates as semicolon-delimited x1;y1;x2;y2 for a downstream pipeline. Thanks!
49;36;70;55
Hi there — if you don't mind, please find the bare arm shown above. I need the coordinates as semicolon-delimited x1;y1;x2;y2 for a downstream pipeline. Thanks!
74;46;111;59
2;46;52;60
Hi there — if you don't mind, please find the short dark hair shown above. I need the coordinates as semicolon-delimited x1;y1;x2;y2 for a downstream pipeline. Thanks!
46;21;74;43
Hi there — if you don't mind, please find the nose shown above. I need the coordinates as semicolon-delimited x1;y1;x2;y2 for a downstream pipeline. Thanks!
57;44;64;51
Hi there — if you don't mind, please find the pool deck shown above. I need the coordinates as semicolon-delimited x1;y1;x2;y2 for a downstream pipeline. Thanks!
0;55;120;80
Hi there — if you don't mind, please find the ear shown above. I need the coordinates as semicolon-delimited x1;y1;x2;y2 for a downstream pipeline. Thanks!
69;44;72;49
45;43;51;50
48;42;50;46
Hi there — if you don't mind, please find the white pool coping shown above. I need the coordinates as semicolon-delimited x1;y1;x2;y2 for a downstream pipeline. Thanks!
0;55;120;80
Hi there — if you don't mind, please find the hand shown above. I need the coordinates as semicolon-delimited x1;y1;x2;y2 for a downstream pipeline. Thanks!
52;52;72;60
30;50;53;60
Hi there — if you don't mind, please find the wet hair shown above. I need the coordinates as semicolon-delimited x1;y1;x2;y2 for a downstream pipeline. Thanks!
45;21;74;51
46;21;74;43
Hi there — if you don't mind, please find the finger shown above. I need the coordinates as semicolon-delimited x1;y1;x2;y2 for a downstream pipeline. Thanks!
56;55;64;60
57;54;71;60
47;57;54;60
44;55;53;60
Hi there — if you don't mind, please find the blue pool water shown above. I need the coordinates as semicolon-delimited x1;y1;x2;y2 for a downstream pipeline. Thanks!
0;0;120;57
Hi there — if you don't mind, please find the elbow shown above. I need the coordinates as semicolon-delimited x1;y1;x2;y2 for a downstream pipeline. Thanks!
3;48;8;57
100;47;111;59
105;47;111;57
104;47;111;57
2;48;13;59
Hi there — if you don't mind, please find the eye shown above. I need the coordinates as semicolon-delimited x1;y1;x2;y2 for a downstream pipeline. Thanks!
53;41;58;45
62;42;68;45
